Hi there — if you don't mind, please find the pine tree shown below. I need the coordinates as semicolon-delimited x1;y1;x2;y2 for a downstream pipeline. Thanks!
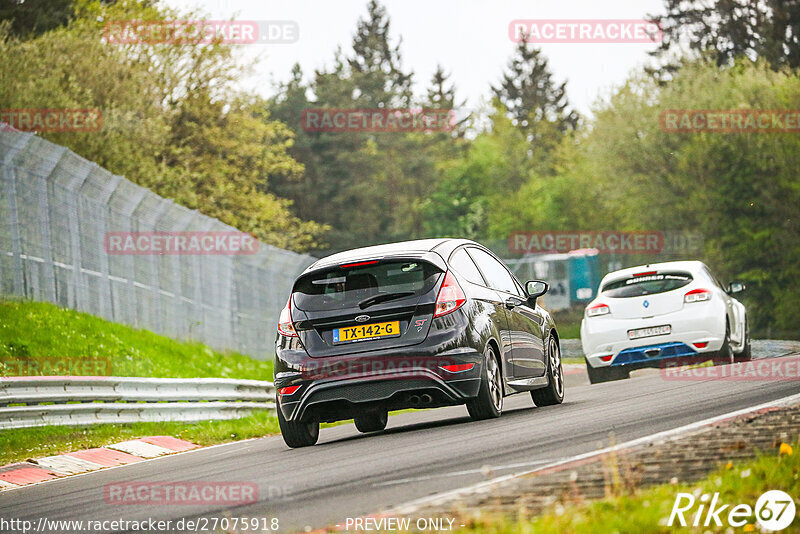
427;65;457;109
649;0;800;71
348;0;413;107
492;40;579;138
424;65;470;136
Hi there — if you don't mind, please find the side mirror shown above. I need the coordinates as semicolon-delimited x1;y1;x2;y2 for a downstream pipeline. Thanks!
727;281;746;294
525;280;549;306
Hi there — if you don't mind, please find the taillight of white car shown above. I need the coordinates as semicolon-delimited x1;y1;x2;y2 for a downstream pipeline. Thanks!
586;302;610;317
684;288;711;303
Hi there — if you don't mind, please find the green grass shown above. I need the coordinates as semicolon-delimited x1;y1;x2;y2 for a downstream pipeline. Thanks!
0;298;280;464
455;442;799;533
0;299;272;379
551;307;583;340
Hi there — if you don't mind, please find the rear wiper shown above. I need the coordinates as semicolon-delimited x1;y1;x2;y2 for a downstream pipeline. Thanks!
358;291;415;309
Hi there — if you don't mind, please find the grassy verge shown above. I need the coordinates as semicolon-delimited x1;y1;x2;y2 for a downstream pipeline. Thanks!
455;443;798;533
0;298;279;463
551;306;583;341
0;299;273;379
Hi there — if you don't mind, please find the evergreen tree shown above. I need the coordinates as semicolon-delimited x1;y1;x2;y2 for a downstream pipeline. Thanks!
492;40;579;140
0;0;74;38
427;65;456;108
348;0;413;107
649;0;800;71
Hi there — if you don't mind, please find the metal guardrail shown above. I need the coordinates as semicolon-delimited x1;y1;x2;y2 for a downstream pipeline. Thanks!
0;377;276;429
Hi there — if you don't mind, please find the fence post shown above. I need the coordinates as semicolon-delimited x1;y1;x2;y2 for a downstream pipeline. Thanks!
63;164;94;311
147;198;173;335
93;174;123;321
2;166;25;296
37;147;69;304
0;133;35;297
116;187;147;327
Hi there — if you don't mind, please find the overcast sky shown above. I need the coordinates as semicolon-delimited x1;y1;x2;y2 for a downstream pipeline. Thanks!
163;0;667;117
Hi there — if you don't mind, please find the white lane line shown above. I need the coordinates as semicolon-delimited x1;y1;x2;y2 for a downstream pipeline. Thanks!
372;459;556;488
381;391;800;516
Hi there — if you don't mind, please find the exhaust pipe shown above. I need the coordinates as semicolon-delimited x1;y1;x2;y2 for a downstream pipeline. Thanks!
407;395;420;405
420;393;433;404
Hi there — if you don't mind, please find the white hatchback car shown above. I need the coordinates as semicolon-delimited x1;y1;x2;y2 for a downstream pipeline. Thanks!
581;261;750;383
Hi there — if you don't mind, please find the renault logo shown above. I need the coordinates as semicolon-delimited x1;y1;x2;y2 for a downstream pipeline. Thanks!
643;300;650;308
355;315;371;323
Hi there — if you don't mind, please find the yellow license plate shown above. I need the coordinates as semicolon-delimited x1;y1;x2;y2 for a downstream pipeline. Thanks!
333;321;401;344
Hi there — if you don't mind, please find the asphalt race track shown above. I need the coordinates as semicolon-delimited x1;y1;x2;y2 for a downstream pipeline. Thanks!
1;341;799;533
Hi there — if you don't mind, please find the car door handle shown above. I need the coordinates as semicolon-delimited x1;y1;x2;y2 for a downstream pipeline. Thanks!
505;297;524;309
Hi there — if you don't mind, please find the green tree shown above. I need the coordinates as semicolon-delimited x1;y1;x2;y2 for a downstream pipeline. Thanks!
649;0;800;71
0;0;326;251
492;39;579;174
0;0;74;38
577;60;800;334
348;0;413;108
270;1;447;251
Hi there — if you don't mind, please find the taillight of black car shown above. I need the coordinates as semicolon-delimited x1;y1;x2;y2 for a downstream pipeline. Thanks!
277;297;298;337
433;271;466;318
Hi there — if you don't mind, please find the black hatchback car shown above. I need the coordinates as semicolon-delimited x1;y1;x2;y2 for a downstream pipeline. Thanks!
274;238;564;447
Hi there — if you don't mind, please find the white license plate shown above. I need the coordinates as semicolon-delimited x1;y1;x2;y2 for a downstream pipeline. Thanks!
628;324;671;340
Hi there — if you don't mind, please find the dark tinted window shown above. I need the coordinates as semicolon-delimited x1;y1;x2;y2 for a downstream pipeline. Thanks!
601;272;693;298
449;248;485;285
468;248;519;294
293;260;442;311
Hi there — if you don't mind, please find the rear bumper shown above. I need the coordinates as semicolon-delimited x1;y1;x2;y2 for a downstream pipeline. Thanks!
279;366;481;422
581;301;725;369
604;341;699;370
275;348;483;422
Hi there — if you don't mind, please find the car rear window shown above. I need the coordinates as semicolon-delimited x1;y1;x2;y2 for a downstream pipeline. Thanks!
600;271;693;298
293;260;442;311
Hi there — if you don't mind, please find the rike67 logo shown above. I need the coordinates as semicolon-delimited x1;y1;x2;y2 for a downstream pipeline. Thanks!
668;490;796;531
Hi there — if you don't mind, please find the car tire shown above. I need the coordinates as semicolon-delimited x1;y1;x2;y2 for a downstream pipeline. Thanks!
531;335;564;407
354;410;388;433
277;402;319;448
585;358;629;384
734;320;752;362
466;345;503;420
713;324;734;366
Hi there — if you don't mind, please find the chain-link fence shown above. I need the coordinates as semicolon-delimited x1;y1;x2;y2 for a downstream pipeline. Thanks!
0;130;315;359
